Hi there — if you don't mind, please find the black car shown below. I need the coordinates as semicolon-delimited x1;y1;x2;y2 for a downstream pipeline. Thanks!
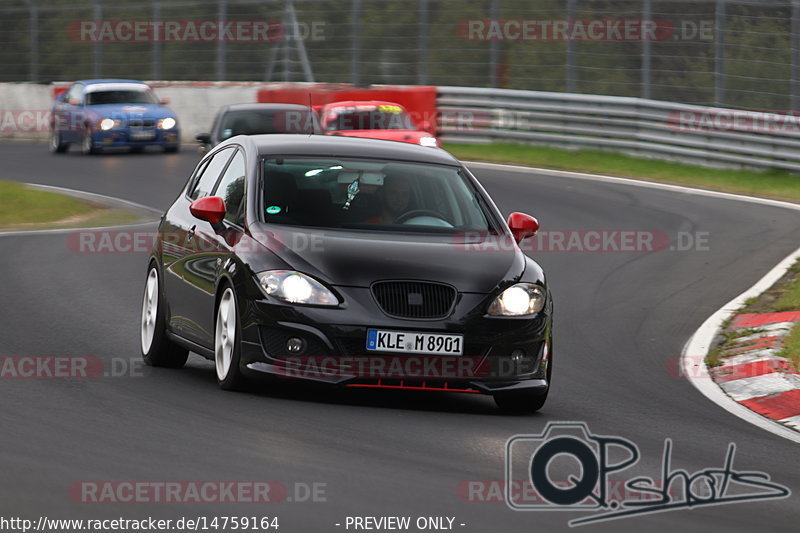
195;103;320;149
141;134;552;411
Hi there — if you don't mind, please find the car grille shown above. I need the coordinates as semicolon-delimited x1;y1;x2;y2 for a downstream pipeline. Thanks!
128;119;156;128
371;281;456;319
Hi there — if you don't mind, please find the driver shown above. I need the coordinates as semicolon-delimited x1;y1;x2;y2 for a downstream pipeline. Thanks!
363;173;411;224
379;174;411;223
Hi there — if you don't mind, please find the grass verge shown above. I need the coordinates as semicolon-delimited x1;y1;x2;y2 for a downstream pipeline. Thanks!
707;259;800;371
739;261;800;315
780;325;800;372
444;143;800;203
0;181;143;230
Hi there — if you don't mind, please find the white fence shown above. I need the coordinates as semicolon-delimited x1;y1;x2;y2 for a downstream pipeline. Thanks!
437;86;800;172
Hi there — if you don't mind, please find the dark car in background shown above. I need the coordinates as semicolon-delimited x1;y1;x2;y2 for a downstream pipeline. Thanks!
195;103;320;150
50;79;180;154
140;134;552;412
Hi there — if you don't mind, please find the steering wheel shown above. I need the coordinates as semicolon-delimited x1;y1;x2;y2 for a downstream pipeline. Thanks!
394;209;451;225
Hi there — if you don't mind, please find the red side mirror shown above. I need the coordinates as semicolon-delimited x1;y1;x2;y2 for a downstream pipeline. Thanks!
190;196;226;224
160;97;170;105
507;212;539;243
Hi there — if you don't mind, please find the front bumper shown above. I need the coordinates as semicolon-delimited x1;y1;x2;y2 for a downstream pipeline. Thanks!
89;128;180;148
237;288;552;395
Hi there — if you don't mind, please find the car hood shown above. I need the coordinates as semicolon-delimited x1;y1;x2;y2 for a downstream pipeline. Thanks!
247;224;526;293
328;130;432;145
85;104;176;120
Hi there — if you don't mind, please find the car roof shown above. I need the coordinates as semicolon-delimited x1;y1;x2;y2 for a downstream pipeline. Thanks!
76;79;147;86
222;103;313;112
228;134;458;165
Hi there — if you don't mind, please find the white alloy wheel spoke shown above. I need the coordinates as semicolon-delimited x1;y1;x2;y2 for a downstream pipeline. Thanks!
216;290;236;381
141;269;159;353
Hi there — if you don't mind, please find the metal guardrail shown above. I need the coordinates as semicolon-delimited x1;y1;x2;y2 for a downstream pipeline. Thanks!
437;86;800;172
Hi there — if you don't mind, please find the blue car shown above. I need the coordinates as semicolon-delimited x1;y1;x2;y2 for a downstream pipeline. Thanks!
50;79;180;154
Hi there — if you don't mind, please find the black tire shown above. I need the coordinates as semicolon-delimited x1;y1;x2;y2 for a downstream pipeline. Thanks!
140;264;189;368
130;145;144;154
214;284;247;391
82;129;100;155
49;130;68;153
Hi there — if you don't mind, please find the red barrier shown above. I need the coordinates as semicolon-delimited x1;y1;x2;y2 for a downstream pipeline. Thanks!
256;84;438;134
52;83;71;101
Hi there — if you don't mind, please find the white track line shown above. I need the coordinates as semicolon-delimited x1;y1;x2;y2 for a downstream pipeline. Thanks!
680;247;800;444
466;161;800;212
466;160;800;444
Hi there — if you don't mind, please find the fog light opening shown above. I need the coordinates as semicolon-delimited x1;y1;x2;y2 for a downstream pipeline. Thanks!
510;349;526;364
286;337;306;354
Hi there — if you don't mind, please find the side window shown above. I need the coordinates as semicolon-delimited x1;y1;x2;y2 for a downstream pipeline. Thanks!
184;157;211;196
66;84;83;105
213;150;246;225
189;147;234;200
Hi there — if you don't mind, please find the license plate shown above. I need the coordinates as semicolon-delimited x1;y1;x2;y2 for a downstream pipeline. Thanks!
366;329;464;355
129;129;155;140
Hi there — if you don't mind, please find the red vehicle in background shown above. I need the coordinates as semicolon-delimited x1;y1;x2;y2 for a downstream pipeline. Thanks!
318;100;440;148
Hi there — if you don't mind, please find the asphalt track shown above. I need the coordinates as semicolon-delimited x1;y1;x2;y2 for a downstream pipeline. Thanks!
1;141;799;532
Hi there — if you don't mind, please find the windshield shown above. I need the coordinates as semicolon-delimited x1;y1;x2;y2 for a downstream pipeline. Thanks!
219;109;317;140
85;90;159;105
261;158;495;234
325;106;415;131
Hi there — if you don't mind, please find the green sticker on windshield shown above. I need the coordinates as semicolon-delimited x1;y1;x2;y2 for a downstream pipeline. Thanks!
266;206;282;215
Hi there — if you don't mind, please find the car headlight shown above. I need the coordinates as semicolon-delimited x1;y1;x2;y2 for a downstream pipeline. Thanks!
158;117;177;130
257;270;339;306
487;283;546;317
99;118;121;131
419;136;438;147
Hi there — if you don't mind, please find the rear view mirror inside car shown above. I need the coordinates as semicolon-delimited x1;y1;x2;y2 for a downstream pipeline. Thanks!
336;170;384;186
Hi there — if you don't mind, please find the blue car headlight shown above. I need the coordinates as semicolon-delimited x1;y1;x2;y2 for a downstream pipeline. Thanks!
99;118;122;131
158;117;177;130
